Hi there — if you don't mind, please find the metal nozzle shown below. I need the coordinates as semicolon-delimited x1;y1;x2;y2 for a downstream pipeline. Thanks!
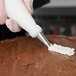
37;32;50;48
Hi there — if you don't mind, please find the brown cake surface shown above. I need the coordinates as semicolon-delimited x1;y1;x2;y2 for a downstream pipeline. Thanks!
0;35;76;76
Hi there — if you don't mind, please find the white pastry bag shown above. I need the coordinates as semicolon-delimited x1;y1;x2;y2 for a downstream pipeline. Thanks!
4;0;50;48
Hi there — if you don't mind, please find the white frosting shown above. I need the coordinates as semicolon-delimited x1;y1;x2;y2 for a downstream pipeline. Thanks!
48;44;75;56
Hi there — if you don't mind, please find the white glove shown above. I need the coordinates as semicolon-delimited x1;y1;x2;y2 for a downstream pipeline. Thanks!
0;0;33;32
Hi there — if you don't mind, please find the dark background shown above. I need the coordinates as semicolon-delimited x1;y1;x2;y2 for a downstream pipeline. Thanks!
33;7;76;36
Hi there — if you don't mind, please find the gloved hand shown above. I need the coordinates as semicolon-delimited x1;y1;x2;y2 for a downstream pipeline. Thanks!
0;0;33;32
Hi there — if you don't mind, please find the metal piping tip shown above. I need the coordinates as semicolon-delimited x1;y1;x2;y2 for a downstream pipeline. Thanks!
37;32;50;48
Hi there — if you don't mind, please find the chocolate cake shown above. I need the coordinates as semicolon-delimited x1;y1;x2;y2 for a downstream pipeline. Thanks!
0;35;76;76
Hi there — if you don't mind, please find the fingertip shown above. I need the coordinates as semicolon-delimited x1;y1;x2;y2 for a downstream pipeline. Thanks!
23;0;33;15
6;19;21;32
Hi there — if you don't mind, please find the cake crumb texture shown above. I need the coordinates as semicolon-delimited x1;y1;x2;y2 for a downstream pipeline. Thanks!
0;35;76;76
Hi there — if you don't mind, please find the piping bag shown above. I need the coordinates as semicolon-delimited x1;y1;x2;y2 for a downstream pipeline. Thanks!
4;0;75;56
